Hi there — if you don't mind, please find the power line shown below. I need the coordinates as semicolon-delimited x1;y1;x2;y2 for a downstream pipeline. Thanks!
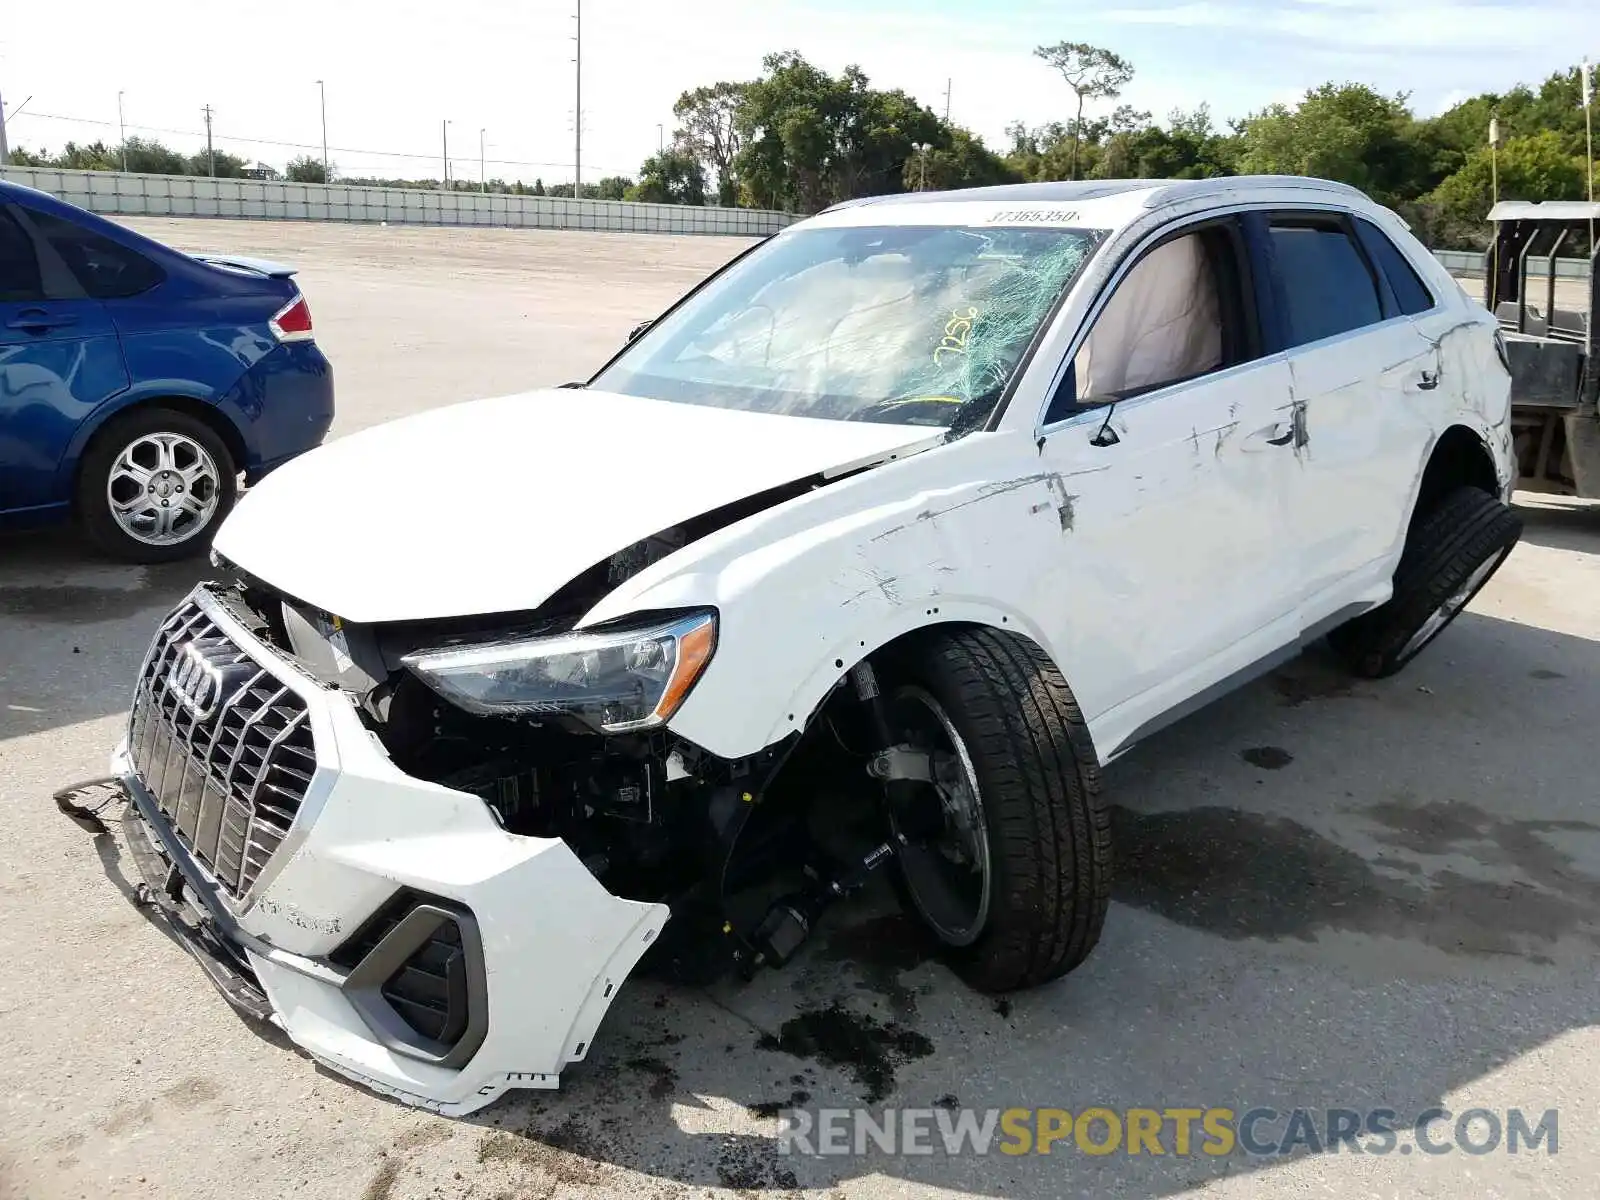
11;109;633;175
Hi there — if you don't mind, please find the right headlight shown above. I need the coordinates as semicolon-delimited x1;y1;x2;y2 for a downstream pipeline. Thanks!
401;610;717;733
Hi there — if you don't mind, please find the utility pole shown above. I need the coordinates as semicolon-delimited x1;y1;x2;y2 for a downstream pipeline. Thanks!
1583;58;1594;258
479;128;486;193
944;78;952;122
657;123;663;153
0;84;8;165
317;80;329;183
441;119;450;189
118;91;128;170
573;0;582;198
202;104;215;176
1489;115;1502;296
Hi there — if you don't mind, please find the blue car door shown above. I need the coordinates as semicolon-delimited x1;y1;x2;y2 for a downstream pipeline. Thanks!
0;204;129;519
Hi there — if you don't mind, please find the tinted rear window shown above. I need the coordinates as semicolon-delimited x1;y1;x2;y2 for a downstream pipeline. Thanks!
1357;218;1436;315
28;209;165;299
1270;222;1382;347
0;209;44;302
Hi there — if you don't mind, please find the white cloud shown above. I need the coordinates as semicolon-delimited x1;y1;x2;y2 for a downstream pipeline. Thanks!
1100;0;1592;53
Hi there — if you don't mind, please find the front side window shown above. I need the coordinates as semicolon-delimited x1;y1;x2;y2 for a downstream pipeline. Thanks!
1071;231;1226;403
0;209;44;303
27;209;165;299
1269;219;1382;347
593;224;1102;430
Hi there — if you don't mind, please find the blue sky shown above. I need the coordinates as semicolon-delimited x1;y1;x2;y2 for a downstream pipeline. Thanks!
3;0;1595;186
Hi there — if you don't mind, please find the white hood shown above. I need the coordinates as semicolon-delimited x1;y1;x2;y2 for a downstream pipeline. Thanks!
215;388;937;624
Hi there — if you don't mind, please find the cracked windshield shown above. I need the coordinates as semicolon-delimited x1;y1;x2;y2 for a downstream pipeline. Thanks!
594;225;1098;427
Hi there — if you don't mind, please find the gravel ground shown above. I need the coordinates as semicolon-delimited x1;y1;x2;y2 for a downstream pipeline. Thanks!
2;219;1598;1200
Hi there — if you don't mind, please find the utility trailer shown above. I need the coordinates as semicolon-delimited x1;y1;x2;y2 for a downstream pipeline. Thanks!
1485;201;1600;496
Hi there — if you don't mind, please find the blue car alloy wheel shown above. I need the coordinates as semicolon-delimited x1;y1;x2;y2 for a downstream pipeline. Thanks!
76;407;238;563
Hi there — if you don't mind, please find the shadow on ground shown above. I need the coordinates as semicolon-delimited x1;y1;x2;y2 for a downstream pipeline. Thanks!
333;609;1600;1199
1513;496;1600;554
0;534;209;741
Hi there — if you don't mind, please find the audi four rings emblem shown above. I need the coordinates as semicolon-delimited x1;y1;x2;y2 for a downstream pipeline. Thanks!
167;642;228;719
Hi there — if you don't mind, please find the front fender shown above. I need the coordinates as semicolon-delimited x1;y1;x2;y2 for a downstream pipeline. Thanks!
579;435;1082;759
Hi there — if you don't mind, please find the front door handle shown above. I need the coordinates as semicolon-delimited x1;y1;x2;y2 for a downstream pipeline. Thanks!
1415;370;1439;391
1248;403;1307;450
7;309;79;331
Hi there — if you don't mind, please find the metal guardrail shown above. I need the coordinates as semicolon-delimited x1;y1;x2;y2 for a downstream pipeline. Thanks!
1433;247;1591;280
1;166;797;237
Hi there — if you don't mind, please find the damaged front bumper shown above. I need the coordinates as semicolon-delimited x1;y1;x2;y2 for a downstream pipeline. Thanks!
61;585;669;1117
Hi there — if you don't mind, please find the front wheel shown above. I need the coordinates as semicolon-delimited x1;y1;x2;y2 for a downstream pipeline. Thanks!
886;627;1111;992
1328;486;1522;679
77;408;238;563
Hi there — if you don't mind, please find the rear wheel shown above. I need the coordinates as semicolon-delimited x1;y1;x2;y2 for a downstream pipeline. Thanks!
887;627;1111;992
77;407;237;563
1329;486;1522;679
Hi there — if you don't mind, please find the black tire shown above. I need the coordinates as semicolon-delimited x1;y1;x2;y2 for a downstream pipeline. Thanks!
77;407;238;563
1328;486;1521;679
889;627;1111;992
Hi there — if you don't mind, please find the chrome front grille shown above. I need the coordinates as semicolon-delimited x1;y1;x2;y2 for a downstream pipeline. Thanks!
128;596;316;899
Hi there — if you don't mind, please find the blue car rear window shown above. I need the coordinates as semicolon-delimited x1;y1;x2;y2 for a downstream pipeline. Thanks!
28;209;165;300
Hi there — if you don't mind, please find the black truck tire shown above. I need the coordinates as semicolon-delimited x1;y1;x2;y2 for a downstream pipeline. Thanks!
1329;486;1522;679
891;627;1111;992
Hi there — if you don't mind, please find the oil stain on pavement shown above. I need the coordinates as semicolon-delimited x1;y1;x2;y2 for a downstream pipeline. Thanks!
1111;800;1600;958
757;1003;933;1104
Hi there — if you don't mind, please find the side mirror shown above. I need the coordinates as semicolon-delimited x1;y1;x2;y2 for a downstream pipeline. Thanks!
626;319;653;344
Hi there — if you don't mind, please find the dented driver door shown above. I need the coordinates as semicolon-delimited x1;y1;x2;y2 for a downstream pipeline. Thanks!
1031;354;1301;749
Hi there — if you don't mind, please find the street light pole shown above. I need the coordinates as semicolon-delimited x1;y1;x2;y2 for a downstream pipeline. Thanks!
657;123;663;153
573;0;582;199
441;119;450;189
117;91;128;170
1583;58;1594;259
0;84;8;164
316;80;329;183
480;127;487;193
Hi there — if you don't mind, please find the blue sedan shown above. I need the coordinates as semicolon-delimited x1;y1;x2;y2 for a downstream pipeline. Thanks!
0;180;334;561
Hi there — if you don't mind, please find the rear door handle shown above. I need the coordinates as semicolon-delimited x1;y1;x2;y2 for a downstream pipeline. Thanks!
7;310;79;331
1415;370;1439;391
1264;427;1296;446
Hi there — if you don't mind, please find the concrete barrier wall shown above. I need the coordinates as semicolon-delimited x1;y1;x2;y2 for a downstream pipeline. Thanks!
1433;246;1591;280
1;166;798;237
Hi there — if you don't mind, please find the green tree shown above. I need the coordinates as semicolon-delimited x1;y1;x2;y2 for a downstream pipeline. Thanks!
1427;131;1588;246
532;178;546;196
902;128;1020;191
632;148;707;205
674;82;745;206
1236;83;1426;205
733;51;945;212
285;155;328;183
1033;42;1134;180
185;149;248;178
594;175;633;200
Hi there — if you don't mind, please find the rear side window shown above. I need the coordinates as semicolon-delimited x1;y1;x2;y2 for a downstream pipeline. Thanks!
1357;218;1436;315
26;209;165;299
1269;220;1382;348
0;209;45;302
